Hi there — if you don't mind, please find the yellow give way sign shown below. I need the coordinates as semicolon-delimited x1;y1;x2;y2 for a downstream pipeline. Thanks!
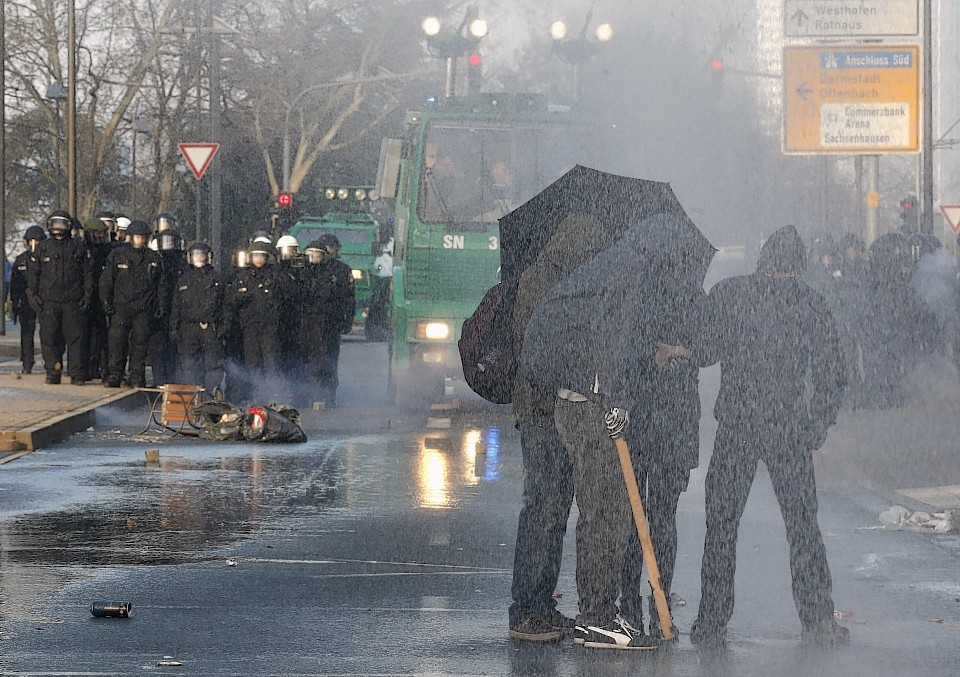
783;45;920;155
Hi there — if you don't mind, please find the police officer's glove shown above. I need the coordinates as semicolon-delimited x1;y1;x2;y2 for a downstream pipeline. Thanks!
10;301;20;325
604;407;629;439
104;304;115;316
26;290;42;315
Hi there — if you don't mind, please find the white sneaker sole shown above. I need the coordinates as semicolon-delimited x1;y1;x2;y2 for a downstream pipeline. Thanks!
582;640;658;650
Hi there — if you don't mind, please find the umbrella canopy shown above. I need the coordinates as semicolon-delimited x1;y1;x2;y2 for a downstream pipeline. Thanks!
498;164;707;287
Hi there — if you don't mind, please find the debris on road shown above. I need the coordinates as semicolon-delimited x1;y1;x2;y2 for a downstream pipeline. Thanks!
90;601;132;618
226;559;238;567
853;553;889;580
877;505;955;532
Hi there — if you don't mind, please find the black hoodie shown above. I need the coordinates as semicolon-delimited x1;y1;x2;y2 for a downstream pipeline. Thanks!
695;225;845;430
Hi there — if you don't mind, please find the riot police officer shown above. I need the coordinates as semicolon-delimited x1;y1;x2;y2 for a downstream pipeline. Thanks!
312;233;355;408
9;226;46;374
171;242;224;395
100;220;165;388
84;216;113;380
149;228;187;385
225;241;283;383
27;211;93;385
275;235;307;396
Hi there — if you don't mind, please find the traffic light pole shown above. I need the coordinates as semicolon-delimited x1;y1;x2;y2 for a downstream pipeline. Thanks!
1;0;6;337
865;155;880;245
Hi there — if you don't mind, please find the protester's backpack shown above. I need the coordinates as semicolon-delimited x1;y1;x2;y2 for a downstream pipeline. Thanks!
458;282;517;404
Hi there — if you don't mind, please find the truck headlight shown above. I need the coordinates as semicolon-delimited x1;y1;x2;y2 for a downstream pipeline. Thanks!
416;321;451;340
351;269;363;280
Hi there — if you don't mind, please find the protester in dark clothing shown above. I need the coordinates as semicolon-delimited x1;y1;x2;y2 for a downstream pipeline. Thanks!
170;242;224;394
27;211;93;384
9;226;46;374
100;220;165;388
858;233;940;408
225;242;283;383
521;213;714;650
508;213;614;643
148;229;187;386
309;234;355;408
83;217;113;381
690;225;849;649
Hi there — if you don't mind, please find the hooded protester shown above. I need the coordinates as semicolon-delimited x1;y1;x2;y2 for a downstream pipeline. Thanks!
689;225;849;649
508;212;617;643
27;211;93;385
520;212;713;650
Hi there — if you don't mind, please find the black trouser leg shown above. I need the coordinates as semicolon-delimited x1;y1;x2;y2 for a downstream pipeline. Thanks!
315;330;341;405
107;312;133;382
178;324;205;387
61;302;87;379
696;424;760;629
39;303;65;375
764;445;836;629
509;420;574;625
19;307;37;369
200;326;224;393
127;311;152;386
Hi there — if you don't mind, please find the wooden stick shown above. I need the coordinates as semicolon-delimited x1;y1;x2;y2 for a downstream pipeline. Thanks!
615;437;675;641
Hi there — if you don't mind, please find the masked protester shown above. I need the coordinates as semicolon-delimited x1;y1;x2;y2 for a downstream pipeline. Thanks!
9;226;47;374
689;225;849;649
170;242;224;395
148;228;187;386
100;220;165;388
84;216;113;380
27;211;93;385
310;233;355;408
224;241;283;389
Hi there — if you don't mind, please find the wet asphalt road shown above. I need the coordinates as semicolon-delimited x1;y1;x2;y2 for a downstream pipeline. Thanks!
1;343;960;675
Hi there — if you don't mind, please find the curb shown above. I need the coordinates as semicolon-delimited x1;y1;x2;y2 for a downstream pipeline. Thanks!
0;389;142;459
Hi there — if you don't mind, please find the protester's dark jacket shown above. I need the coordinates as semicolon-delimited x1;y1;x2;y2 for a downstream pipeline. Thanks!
512;212;613;421
170;265;223;330
226;264;283;328
99;245;164;314
28;236;93;306
521;214;712;416
694;226;845;432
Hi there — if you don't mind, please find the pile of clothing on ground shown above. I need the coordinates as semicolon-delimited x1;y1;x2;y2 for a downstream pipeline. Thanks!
192;402;307;443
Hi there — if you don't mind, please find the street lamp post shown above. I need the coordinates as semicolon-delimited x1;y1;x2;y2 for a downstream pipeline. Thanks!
549;18;613;103
421;14;488;99
45;83;67;209
126;117;152;215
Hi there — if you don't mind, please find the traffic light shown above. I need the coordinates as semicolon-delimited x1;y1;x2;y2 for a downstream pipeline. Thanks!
708;56;724;86
466;52;482;94
900;195;919;232
273;193;296;232
277;192;293;208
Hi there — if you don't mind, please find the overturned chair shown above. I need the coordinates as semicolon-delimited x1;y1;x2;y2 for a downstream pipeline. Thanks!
138;384;206;437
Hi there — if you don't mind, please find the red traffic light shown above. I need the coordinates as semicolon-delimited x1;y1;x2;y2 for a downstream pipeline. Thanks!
709;57;724;72
277;192;293;207
901;197;913;210
468;53;482;67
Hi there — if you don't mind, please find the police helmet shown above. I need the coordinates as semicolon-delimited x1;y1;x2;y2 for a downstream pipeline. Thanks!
248;241;272;256
46;210;73;237
276;235;300;259
188;241;213;267
116;216;131;231
84;216;108;233
96;210;117;231
159;229;184;251
153;211;176;233
127;220;152;238
24;225;46;242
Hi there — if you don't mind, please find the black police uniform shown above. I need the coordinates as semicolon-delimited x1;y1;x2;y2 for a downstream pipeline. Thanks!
306;256;355;407
171;264;224;393
100;245;165;387
10;250;39;373
86;239;112;380
148;249;188;386
27;235;93;382
226;263;283;374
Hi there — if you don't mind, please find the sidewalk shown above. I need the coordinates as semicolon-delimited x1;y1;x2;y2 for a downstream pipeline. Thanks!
0;321;139;456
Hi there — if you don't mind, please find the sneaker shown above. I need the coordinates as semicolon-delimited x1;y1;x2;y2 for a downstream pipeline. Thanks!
45;373;62;385
509;616;562;643
801;620;849;647
104;378;121;388
690;619;727;648
574;617;659;650
22;365;33;375
544;608;576;635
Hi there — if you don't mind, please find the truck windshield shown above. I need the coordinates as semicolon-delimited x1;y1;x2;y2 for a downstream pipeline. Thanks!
419;123;573;228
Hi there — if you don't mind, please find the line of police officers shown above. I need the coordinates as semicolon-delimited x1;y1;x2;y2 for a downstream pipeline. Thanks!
8;211;355;407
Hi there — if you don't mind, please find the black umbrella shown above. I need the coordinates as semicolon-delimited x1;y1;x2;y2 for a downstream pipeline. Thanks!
498;164;701;287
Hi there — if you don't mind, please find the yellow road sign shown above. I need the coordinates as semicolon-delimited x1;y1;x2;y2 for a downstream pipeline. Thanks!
783;45;920;155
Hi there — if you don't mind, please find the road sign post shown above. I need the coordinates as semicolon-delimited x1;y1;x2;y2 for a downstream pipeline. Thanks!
783;45;920;155
178;143;220;180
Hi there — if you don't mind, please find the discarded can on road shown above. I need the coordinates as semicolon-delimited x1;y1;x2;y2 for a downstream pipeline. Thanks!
90;601;132;618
